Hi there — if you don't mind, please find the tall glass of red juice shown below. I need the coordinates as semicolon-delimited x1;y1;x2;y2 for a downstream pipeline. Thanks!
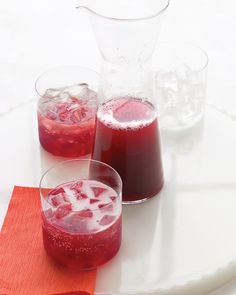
36;66;99;158
93;96;164;204
39;159;122;270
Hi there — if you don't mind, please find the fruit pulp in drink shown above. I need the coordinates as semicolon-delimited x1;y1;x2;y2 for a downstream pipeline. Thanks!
92;97;163;202
42;179;121;269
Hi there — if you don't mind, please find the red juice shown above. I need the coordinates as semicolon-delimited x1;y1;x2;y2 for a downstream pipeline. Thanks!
42;179;121;269
38;89;97;158
92;97;164;203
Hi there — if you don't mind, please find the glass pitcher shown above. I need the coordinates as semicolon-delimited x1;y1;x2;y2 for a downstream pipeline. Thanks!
78;0;169;204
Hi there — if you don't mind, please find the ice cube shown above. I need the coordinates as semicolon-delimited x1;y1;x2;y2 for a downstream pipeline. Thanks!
99;215;116;226
58;110;70;122
68;83;98;106
71;107;88;123
72;219;89;233
90;198;99;204
55;203;72;219
176;64;191;81
85;181;96;198
162;71;179;92
154;64;205;129
77;209;93;218
76;192;88;200
58;90;70;102
71;181;83;193
44;87;63;98
45;110;58;120
49;187;65;196
70;181;88;200
64;83;88;98
86;89;98;102
69;212;91;233
66;102;81;112
98;203;113;211
164;88;179;107
51;194;68;207
92;186;106;198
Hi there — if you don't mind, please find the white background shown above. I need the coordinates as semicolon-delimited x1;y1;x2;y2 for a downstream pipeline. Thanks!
1;0;236;294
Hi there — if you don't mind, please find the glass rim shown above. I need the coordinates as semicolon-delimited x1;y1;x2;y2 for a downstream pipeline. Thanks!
76;0;169;22
155;41;209;73
39;158;122;211
35;65;99;97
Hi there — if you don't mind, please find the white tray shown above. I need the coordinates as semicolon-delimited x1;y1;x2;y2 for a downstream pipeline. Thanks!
1;102;236;295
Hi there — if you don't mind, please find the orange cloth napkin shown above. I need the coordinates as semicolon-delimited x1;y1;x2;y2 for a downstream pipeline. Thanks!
0;186;96;295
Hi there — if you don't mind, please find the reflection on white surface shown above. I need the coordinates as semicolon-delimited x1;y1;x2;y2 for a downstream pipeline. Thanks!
95;106;236;294
1;95;236;294
0;91;236;294
3;100;236;294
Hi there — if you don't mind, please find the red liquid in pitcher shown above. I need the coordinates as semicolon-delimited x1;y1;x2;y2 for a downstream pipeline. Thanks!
93;97;164;202
42;180;121;269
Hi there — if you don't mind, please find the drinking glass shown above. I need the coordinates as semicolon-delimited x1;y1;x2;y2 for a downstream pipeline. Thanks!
36;66;99;158
39;159;122;270
152;41;208;130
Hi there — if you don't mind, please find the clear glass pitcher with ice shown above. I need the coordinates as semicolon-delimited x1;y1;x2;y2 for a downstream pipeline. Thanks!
77;0;169;203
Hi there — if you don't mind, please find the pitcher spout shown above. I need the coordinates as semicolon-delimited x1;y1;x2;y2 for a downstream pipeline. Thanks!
76;0;91;13
77;0;169;21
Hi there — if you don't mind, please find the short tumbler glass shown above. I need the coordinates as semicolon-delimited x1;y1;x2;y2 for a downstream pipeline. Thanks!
36;66;99;158
39;159;122;270
152;42;208;130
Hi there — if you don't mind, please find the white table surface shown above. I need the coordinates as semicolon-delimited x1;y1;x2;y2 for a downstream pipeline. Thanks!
1;0;236;294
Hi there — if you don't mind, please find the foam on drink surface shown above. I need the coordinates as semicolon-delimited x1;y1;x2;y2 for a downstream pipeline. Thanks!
43;180;120;234
97;97;157;130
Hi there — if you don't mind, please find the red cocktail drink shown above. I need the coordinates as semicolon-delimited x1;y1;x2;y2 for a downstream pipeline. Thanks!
38;91;97;158
42;179;121;269
93;97;163;203
36;66;99;158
